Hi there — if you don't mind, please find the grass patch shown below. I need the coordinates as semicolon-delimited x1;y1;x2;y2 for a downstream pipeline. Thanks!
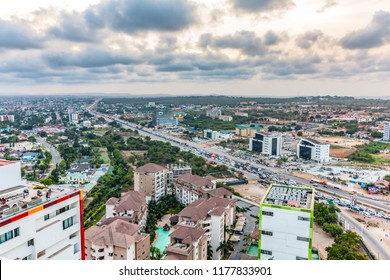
330;145;347;149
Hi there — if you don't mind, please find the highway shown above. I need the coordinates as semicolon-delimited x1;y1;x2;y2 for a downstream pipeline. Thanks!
90;108;390;213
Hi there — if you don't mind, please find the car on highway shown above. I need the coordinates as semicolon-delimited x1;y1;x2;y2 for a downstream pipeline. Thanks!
363;211;372;218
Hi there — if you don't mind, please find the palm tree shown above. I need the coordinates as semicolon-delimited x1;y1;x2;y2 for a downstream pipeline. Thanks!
167;208;177;216
150;246;163;260
216;242;230;260
207;243;213;260
244;234;252;246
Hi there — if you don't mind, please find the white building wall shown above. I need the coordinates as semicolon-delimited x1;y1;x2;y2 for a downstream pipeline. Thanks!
0;162;25;192
210;214;224;260
0;195;82;260
384;122;390;141
260;206;311;260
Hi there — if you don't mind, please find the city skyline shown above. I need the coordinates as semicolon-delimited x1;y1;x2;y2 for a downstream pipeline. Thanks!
1;0;390;96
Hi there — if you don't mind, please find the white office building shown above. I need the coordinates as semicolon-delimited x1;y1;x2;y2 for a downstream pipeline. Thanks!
249;132;282;156
0;160;84;260
384;122;390;142
297;138;330;162
259;185;314;260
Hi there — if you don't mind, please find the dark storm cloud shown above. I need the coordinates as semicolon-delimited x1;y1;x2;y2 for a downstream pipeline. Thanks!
296;30;324;49
199;31;267;56
340;11;390;49
84;0;196;34
48;12;97;42
43;48;140;68
0;20;44;49
231;0;295;13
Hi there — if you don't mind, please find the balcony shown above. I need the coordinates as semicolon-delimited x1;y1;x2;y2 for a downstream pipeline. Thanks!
166;243;193;256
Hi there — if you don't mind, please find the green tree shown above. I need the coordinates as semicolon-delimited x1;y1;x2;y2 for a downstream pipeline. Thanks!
150;247;163;260
207;243;214;260
40;178;53;186
322;223;343;237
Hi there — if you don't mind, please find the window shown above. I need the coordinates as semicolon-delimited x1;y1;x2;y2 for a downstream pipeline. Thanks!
0;228;20;244
261;230;273;236
108;253;113;257
296;256;308;260
298;216;310;221
261;249;272;255
297;236;310;242
44;214;50;221
56;205;70;215
262;211;274;216
63;217;74;230
28;239;34;246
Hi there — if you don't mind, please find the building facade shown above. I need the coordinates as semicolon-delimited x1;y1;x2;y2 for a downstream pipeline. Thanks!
174;174;215;205
84;218;150;260
134;163;168;201
235;125;263;137
105;191;148;228
259;185;314;260
154;111;178;127
384;122;390;142
0;160;84;260
206;108;221;119
297;138;330;162
218;115;233;122
176;196;235;260
249;132;282;156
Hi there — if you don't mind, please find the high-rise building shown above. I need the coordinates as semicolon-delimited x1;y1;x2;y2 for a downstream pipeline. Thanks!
0;160;84;260
297;138;330;162
249;132;282;156
383;122;390;142
134;163;168;201
259;184;314;260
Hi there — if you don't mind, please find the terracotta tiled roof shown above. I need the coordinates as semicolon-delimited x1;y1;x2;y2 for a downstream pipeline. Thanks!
135;163;165;173
176;174;213;188
207;188;232;198
169;226;204;244
114;191;146;212
85;219;141;248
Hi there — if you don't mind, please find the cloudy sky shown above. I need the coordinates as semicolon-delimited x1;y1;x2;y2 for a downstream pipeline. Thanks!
1;0;390;97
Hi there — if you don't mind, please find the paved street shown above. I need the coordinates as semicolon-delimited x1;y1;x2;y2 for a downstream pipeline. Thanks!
339;212;390;260
36;136;62;177
229;200;259;260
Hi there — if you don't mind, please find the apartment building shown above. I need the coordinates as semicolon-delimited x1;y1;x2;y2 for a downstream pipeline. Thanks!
84;218;150;260
134;163;168;201
203;129;220;140
206;108;221;119
249;131;282;156
174;174;215;205
297;138;330;162
259;185;314;260
166;164;192;189
176;196;235;260
105;191;148;228
384;122;390;142
165;225;208;260
0;115;15;122
218;115;233;122
235;125;263;137
0;160;84;260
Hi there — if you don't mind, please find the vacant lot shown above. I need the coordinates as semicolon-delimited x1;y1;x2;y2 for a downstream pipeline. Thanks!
330;147;356;158
231;183;268;204
316;136;369;148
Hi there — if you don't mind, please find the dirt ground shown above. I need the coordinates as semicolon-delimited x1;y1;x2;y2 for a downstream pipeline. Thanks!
121;150;145;160
340;208;390;257
330;148;356;158
315;136;369;148
231;183;268;204
312;224;334;259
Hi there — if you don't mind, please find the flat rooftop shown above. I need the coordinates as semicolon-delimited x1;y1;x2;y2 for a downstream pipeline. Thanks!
0;183;79;222
0;160;17;166
263;185;314;210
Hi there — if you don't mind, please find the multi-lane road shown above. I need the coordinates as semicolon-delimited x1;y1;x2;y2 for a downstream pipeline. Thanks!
88;106;390;213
